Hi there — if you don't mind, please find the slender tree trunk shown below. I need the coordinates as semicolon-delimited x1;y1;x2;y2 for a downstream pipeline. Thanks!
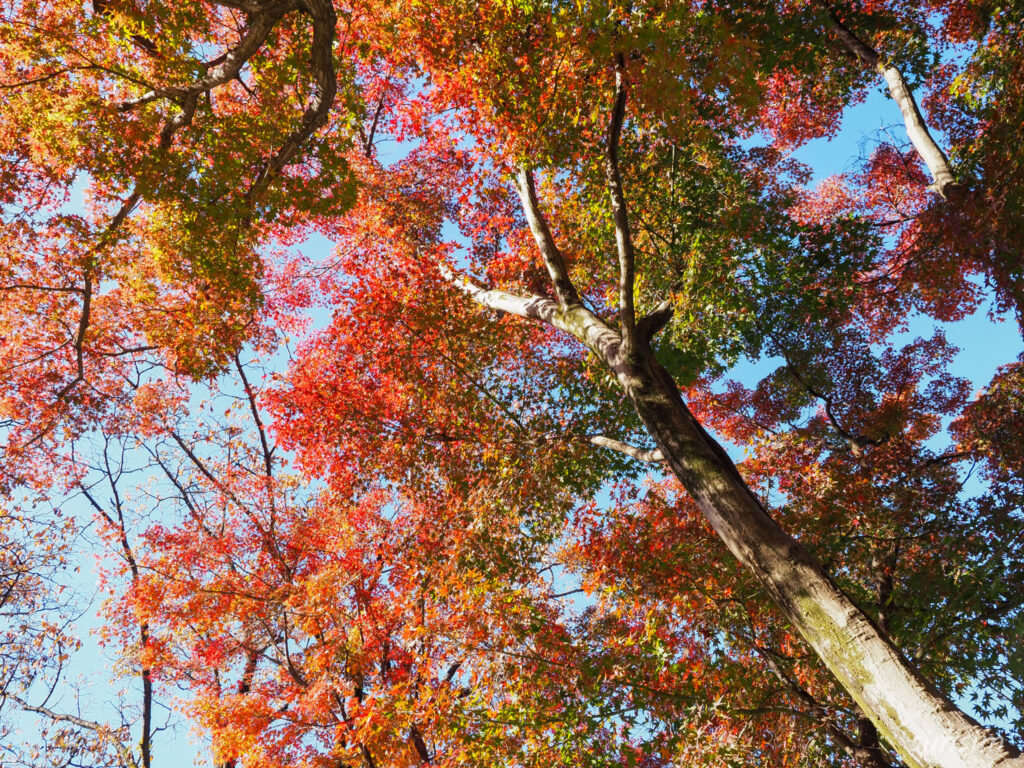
813;0;964;200
613;343;1020;768
141;660;153;768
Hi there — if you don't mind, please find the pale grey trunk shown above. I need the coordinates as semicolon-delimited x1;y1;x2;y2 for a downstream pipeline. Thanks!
611;345;1021;768
815;0;964;200
877;65;962;200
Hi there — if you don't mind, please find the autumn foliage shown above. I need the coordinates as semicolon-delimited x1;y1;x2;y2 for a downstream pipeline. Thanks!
1;1;1023;767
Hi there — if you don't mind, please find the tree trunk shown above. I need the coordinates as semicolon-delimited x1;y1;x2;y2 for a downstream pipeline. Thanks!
447;235;1020;768
613;344;1021;768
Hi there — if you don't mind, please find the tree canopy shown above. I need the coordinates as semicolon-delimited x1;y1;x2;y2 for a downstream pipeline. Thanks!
1;1;1023;767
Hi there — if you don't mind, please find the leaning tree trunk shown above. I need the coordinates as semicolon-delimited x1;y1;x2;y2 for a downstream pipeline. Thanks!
448;166;1020;768
615;343;1021;768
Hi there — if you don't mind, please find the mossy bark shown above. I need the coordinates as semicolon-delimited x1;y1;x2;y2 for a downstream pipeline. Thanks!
610;345;1021;768
447;261;1019;768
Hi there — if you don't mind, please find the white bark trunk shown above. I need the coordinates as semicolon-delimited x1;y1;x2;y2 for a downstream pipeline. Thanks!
877;64;961;199
815;0;964;199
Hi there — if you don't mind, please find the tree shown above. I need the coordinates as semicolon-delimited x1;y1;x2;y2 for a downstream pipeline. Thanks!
1;1;1023;767
0;449;157;768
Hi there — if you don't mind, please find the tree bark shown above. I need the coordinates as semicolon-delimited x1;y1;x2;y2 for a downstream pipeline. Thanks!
447;133;1016;763
446;261;1023;767
612;342;1020;768
814;0;965;200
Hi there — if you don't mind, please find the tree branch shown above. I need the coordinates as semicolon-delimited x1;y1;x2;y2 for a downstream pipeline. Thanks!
358;94;387;158
814;0;963;199
53;268;92;403
588;435;664;463
117;1;299;111
752;645;894;768
250;0;338;196
3;693;140;768
234;355;275;480
636;299;674;343
441;265;563;325
409;724;432;763
605;52;638;351
440;266;621;360
512;168;581;308
92;0;159;58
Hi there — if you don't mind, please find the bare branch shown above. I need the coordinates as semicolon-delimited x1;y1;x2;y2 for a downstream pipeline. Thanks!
3;694;140;768
588;434;664;463
512;168;581;308
814;1;963;199
441;265;623;363
605;52;638;350
779;349;888;455
234;355;275;480
441;265;564;326
168;431;249;514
